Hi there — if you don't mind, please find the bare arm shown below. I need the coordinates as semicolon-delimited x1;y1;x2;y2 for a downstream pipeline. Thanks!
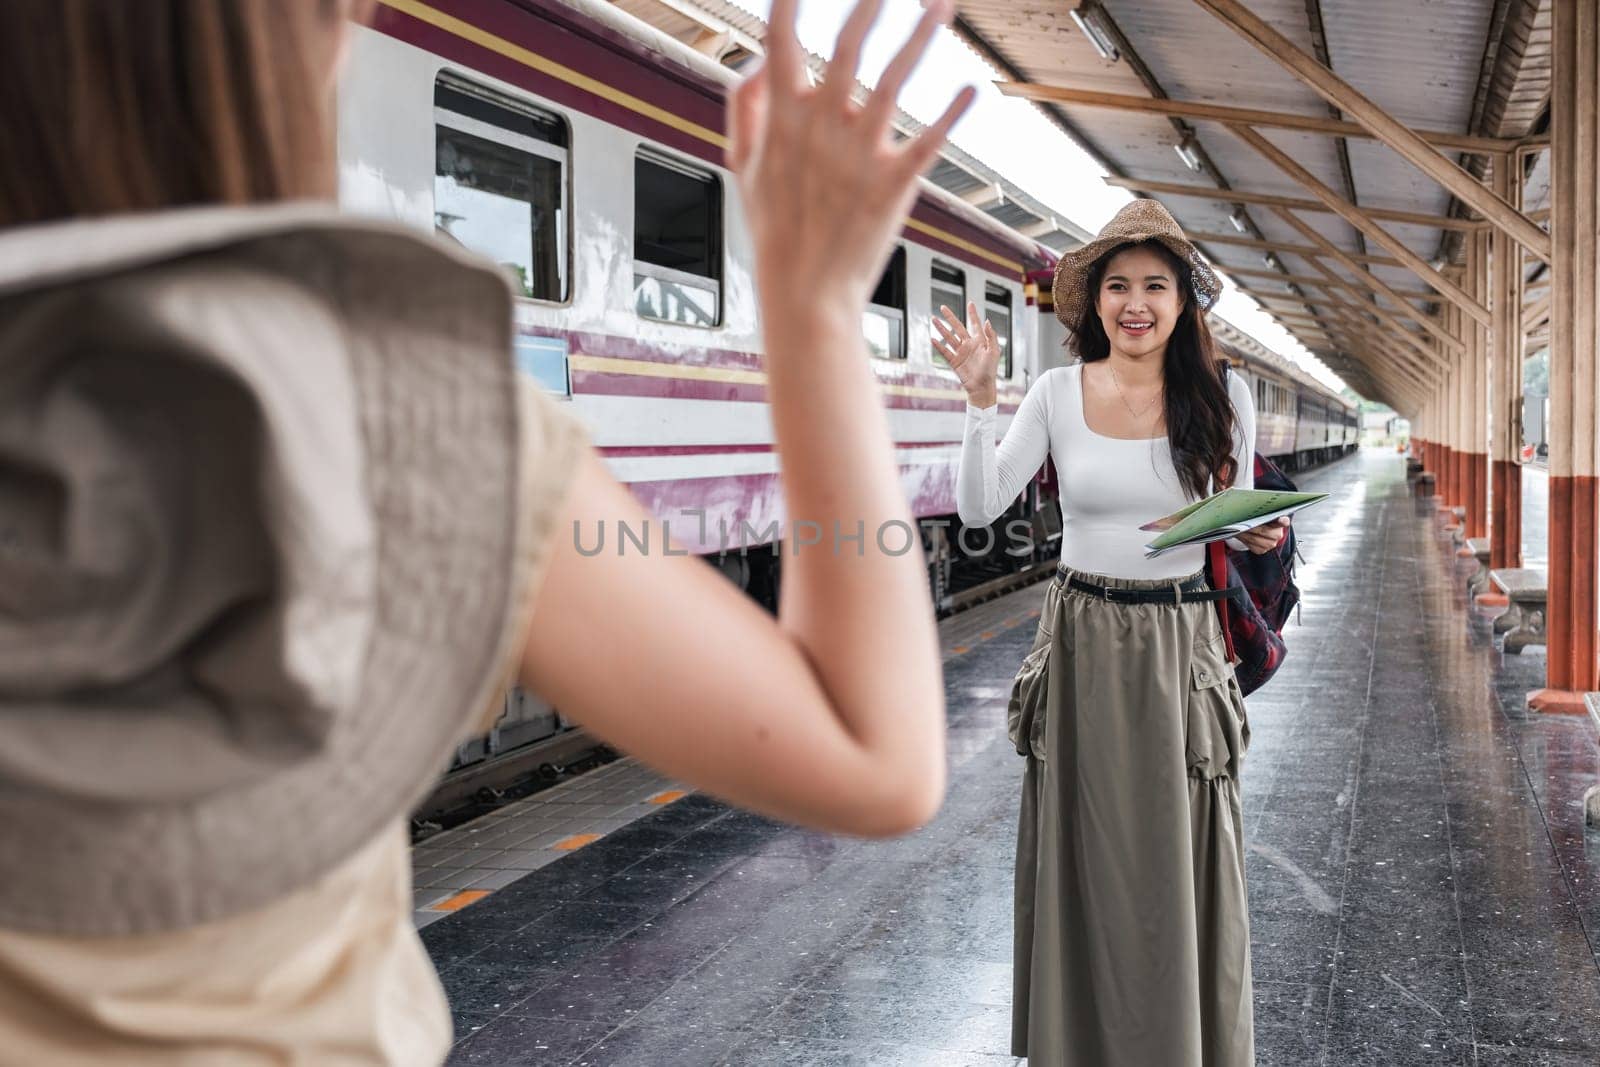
519;0;975;837
937;302;1051;526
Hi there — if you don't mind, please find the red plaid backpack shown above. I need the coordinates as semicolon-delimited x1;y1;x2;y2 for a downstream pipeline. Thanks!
1208;372;1303;696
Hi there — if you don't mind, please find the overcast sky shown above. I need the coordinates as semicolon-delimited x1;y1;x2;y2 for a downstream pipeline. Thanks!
726;0;1346;392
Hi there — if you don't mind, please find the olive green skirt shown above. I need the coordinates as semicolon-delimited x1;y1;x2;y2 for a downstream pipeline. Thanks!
1009;568;1253;1066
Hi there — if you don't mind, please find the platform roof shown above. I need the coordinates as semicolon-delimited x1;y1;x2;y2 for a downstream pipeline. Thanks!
950;1;1553;407
613;0;1097;255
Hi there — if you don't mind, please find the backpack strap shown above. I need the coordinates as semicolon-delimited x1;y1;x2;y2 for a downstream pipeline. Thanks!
1208;540;1238;663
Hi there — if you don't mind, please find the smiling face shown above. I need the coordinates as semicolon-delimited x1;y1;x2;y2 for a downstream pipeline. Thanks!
1094;244;1187;361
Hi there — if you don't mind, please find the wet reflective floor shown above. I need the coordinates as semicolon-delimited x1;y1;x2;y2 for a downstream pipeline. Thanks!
427;449;1600;1066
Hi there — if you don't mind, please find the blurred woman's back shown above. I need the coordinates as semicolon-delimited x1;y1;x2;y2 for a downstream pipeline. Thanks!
0;0;971;1061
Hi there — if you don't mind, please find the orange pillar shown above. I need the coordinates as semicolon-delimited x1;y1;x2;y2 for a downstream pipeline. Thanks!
1444;304;1465;519
1489;152;1524;572
1468;230;1490;540
1530;0;1598;714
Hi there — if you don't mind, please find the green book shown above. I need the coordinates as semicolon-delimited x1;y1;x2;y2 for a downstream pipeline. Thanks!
1140;487;1328;558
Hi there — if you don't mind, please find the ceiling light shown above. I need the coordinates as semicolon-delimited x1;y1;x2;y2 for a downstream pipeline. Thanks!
1173;138;1203;172
1263;253;1282;270
1070;6;1121;63
1228;209;1249;233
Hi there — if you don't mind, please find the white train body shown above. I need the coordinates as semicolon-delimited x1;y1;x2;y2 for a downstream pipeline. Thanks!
337;0;1357;554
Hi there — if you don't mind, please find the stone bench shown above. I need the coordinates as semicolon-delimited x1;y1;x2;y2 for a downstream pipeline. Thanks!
1463;537;1491;597
1490;568;1547;654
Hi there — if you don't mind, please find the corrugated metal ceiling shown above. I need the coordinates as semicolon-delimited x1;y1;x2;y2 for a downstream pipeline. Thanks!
953;0;1551;395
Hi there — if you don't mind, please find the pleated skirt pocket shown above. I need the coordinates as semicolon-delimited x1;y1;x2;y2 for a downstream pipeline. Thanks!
1008;643;1050;760
1008;582;1060;761
1184;631;1249;781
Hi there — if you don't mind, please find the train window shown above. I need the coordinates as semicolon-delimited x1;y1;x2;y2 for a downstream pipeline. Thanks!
634;151;723;327
929;260;965;367
863;246;907;360
434;79;569;303
984;282;1013;379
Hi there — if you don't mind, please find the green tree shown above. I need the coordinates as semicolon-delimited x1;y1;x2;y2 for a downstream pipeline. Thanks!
1523;351;1549;397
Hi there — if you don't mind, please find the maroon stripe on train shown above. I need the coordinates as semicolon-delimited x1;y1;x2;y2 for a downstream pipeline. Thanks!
561;328;766;372
570;370;1020;414
368;1;1049;276
625;473;959;540
597;441;964;457
535;327;1026;399
373;0;721;164
910;198;1039;277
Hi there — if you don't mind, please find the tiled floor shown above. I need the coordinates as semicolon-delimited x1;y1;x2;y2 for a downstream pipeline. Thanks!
412;761;683;928
415;449;1600;1066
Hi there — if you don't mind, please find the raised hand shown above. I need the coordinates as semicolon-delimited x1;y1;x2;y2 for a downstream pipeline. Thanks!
933;301;1001;408
726;0;976;332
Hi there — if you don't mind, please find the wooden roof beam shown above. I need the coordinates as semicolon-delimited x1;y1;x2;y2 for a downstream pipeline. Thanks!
1300;288;1449;371
1269;206;1466;354
1101;175;1481;232
1254;288;1443;382
1523;291;1551;331
995;82;1519;155
1230;288;1342;352
1314;309;1445;384
1221;265;1436;300
1308;304;1444;380
1187;230;1410;270
1254;305;1437;384
1226;125;1492;328
1348;352;1425;406
1283;265;1451;368
1191;0;1553;264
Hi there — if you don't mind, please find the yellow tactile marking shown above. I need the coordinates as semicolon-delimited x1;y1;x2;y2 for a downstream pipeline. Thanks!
554;833;603;851
649;790;687;804
431;889;492;912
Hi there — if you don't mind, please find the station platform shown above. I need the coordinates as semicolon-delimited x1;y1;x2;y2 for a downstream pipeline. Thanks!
414;449;1600;1066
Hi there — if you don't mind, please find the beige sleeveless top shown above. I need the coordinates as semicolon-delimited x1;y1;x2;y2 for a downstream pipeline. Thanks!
0;375;584;1064
0;826;447;1065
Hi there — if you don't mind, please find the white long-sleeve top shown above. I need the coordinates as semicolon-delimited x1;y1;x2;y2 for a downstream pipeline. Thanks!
957;362;1256;580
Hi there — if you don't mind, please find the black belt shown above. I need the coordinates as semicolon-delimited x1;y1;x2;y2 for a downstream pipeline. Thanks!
1057;565;1242;605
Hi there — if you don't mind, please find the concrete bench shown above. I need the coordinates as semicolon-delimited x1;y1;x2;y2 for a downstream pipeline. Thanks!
1490;568;1547;654
1463;537;1491;596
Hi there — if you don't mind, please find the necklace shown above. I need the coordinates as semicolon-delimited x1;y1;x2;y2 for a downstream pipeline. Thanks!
1109;363;1163;420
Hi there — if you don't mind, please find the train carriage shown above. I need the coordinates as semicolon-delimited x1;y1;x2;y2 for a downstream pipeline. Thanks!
340;0;1357;782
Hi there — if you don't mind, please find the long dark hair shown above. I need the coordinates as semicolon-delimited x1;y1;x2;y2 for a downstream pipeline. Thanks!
0;0;369;229
1071;240;1237;499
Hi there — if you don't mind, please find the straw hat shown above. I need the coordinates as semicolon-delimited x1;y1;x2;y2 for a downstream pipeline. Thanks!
0;204;582;936
1052;199;1222;328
